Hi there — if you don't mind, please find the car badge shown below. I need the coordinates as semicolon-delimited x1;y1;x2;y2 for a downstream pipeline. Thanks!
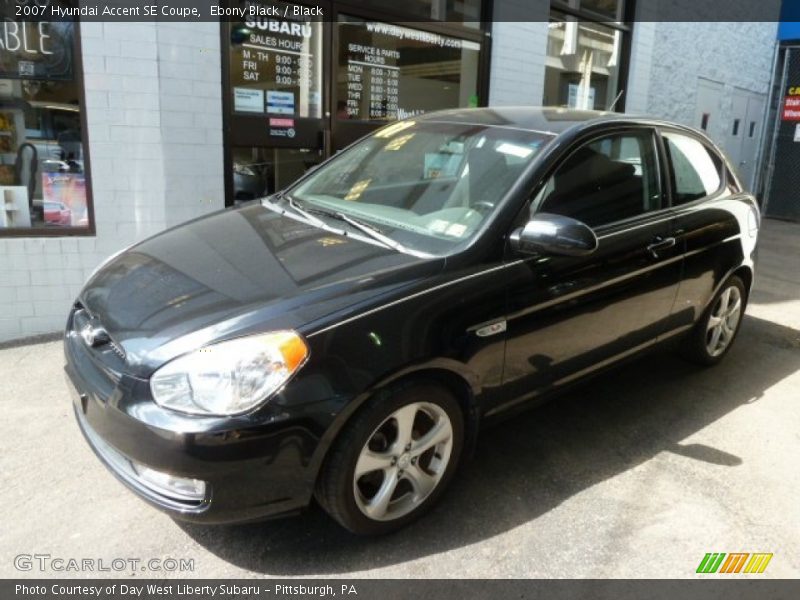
81;323;110;347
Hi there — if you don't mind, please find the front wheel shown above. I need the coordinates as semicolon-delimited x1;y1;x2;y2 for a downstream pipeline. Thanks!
681;275;746;366
315;382;464;535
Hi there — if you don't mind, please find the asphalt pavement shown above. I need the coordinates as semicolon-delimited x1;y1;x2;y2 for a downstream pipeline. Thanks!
1;218;799;579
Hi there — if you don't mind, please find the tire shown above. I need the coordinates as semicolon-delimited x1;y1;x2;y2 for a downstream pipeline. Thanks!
315;381;465;535
681;275;746;366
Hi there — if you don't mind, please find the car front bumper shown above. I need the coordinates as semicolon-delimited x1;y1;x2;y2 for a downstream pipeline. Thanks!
64;330;323;525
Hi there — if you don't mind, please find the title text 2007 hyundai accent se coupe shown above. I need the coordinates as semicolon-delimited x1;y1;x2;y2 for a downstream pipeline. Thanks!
65;107;759;534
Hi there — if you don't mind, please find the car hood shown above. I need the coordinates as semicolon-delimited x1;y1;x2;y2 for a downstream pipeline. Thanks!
79;202;444;377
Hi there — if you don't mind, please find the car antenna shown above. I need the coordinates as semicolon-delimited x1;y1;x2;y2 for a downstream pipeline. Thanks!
606;90;624;112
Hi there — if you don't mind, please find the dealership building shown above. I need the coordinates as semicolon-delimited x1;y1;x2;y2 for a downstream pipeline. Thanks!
0;0;782;342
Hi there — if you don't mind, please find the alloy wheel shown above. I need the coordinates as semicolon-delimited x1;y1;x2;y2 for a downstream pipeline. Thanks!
706;285;743;357
353;402;454;521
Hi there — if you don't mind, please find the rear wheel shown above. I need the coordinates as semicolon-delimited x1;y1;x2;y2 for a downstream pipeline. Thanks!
315;382;464;535
681;275;746;366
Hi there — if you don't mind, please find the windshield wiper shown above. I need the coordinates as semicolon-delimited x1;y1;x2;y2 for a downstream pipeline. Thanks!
270;193;428;257
307;207;414;255
271;192;332;230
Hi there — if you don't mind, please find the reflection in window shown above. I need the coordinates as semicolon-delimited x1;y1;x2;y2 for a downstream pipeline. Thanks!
538;132;661;227
543;12;623;111
0;20;90;232
664;132;722;205
336;16;480;122
292;121;551;255
231;146;322;201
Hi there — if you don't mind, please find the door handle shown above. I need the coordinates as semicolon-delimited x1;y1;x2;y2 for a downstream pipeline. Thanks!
646;236;676;258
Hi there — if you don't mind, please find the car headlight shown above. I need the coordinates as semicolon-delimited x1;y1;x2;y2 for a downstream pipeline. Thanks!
150;331;309;416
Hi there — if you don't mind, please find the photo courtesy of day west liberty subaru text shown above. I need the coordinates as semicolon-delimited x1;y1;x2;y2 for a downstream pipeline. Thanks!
1;1;327;22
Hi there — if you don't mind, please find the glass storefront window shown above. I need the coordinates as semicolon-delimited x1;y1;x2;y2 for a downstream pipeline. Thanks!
336;15;481;122
543;12;623;111
228;1;324;119
0;20;91;234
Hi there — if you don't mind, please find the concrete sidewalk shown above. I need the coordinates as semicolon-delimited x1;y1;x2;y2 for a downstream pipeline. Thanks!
1;219;799;578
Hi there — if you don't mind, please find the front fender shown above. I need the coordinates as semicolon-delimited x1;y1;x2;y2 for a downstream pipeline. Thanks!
300;355;482;492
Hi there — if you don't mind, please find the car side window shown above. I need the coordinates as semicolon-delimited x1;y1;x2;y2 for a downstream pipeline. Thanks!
536;131;661;228
663;132;722;204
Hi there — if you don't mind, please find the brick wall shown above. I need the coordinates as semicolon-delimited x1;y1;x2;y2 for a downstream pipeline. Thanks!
0;22;224;342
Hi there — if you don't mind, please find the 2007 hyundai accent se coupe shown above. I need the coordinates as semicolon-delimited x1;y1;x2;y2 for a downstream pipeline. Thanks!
65;107;760;535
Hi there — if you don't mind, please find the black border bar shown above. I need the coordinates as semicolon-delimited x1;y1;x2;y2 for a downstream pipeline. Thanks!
0;0;788;22
5;579;800;600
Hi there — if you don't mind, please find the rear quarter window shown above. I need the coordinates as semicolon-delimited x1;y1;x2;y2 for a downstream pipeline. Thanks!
663;132;722;205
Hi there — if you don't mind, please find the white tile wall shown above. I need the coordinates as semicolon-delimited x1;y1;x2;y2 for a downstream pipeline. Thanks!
488;0;550;106
0;22;224;343
488;20;549;106
624;21;657;115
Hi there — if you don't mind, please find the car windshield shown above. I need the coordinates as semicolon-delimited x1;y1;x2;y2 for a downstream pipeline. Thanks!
287;120;553;256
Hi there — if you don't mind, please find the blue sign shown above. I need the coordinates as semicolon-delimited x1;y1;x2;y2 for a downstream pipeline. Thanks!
780;0;800;40
266;91;295;115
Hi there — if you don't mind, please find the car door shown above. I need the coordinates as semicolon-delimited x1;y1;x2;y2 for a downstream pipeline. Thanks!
494;127;684;412
659;129;747;332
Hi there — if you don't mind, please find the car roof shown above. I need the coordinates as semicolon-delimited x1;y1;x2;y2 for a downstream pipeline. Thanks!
415;106;676;136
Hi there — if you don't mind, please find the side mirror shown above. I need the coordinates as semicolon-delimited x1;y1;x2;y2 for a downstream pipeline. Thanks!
510;213;598;257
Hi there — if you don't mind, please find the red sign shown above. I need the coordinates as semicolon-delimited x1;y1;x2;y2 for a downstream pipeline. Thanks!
269;118;295;128
782;96;800;121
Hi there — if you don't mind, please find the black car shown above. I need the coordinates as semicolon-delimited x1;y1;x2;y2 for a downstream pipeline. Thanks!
65;107;759;535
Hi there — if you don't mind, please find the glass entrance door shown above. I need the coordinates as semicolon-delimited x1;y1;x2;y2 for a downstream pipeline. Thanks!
223;0;330;204
222;1;487;205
